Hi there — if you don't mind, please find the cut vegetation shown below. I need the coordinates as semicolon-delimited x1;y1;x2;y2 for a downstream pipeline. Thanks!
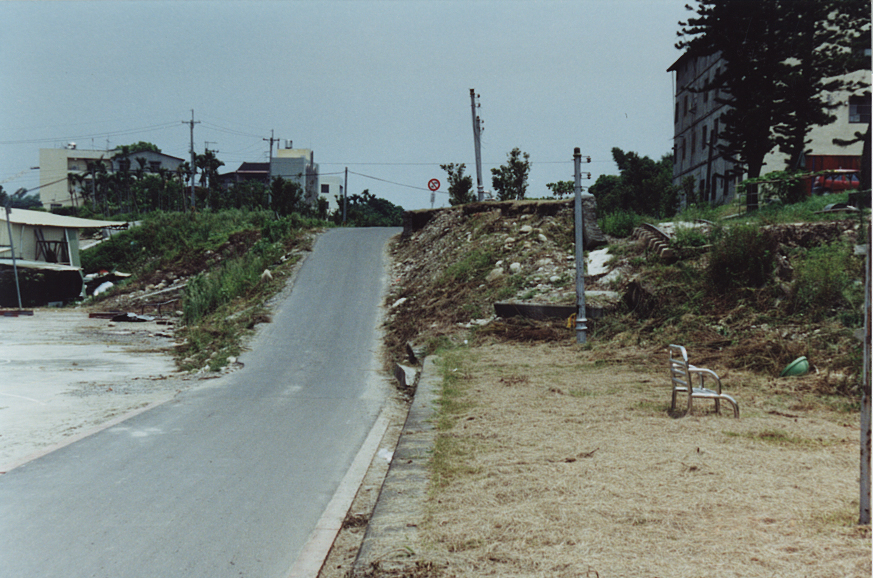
364;194;869;577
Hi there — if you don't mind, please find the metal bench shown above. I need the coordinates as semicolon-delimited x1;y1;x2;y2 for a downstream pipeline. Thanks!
669;344;739;418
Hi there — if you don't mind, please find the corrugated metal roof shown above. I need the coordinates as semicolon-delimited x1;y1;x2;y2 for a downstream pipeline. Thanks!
0;258;81;272
1;208;127;229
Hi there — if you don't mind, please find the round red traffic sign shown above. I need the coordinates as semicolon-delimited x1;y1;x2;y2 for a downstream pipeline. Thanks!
428;178;441;191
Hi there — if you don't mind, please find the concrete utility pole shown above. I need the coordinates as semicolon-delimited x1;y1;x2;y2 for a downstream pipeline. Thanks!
469;89;485;202
182;110;200;210
263;130;278;161
343;167;348;225
574;148;588;344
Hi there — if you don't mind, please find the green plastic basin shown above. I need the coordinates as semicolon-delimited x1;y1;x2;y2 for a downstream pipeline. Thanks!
780;356;809;377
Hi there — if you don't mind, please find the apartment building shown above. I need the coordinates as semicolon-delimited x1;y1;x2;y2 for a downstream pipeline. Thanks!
668;50;869;207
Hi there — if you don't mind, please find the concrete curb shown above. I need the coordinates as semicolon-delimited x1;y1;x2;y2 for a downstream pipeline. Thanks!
351;356;440;574
287;407;391;578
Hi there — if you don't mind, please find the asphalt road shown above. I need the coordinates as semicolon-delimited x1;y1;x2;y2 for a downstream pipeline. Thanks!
0;227;400;578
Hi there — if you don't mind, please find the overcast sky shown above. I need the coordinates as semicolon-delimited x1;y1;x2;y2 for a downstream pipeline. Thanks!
1;0;689;211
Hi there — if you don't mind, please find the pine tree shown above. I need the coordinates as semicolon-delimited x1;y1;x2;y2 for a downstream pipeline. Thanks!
677;0;870;208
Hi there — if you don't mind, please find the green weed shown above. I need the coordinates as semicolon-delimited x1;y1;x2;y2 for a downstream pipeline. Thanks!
598;210;649;238
440;248;495;285
706;224;778;290
788;242;863;321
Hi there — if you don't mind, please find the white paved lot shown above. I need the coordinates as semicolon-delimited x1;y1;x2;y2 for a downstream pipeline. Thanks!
0;309;188;470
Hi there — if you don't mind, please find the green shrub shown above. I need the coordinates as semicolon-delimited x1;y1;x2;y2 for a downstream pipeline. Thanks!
671;225;710;248
598;210;648;238
789;242;862;320
706;224;778;290
182;238;287;325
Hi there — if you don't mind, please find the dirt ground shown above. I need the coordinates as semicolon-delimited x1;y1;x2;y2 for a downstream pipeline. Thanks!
354;340;869;577
325;202;870;577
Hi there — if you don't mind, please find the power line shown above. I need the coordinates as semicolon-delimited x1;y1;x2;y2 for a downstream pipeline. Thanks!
348;170;448;194
0;122;180;146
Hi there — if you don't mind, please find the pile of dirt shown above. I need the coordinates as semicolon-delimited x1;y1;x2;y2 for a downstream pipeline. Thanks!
383;202;866;394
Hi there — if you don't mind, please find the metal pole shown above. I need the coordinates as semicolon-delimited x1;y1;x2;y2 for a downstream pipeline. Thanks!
573;148;587;344
4;202;23;310
343;167;348;225
470;89;485;202
860;218;871;525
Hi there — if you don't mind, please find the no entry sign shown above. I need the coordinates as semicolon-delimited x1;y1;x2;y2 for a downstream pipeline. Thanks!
428;178;441;191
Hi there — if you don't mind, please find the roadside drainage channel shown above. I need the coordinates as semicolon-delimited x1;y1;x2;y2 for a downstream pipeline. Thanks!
351;356;440;575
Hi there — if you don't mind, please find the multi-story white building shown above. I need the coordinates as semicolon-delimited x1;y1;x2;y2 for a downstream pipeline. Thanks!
668;50;869;207
39;145;184;209
318;175;344;215
668;51;738;206
270;146;319;205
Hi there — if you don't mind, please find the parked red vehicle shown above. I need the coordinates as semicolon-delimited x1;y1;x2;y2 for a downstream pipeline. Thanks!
812;170;861;194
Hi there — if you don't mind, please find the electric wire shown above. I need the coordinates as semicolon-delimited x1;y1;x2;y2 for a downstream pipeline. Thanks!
0;122;181;146
348;170;448;194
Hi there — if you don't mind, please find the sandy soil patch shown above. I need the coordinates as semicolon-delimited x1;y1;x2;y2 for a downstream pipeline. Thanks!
0;309;196;470
392;341;869;577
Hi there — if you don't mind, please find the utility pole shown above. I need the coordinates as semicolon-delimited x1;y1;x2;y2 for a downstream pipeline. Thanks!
263;130;278;161
264;131;279;210
343;167;348;225
469;89;485;202
182;110;200;210
573;147;592;344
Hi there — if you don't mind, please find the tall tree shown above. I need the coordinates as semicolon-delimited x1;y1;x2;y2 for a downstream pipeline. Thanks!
546;180;574;199
491;148;531;201
589;148;677;217
270;176;305;216
440;162;475;206
125;141;161;154
677;0;871;208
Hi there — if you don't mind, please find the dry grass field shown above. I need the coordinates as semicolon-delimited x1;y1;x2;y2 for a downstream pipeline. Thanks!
408;341;870;577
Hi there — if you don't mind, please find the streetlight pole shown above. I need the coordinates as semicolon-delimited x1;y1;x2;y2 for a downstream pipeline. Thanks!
574;148;587;344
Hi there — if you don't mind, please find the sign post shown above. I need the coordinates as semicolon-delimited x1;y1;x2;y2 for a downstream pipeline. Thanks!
428;179;440;209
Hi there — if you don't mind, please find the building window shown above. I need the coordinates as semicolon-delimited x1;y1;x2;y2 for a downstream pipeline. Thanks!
675;101;679;123
849;94;871;124
701;126;708;150
321;184;329;194
149;161;161;173
691;130;696;152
